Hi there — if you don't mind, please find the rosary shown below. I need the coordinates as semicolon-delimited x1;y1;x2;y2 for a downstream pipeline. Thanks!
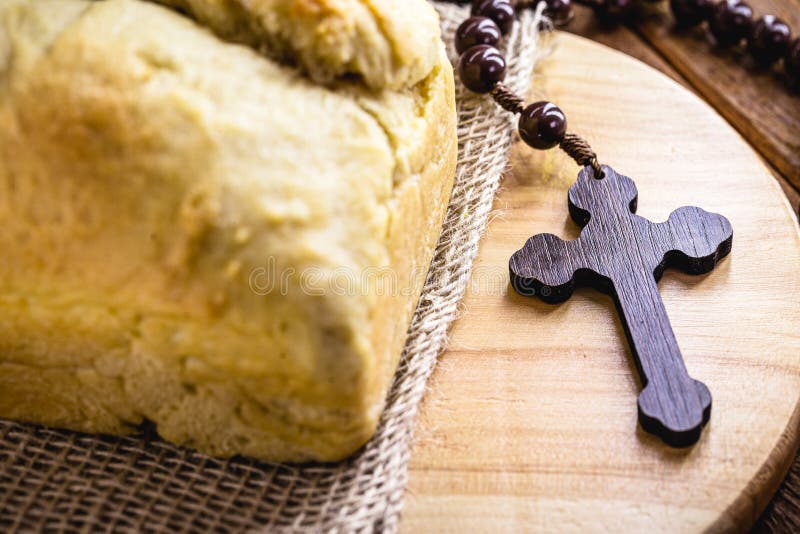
458;0;800;91
447;0;746;447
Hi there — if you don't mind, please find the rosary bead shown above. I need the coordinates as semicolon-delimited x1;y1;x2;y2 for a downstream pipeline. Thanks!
456;16;502;54
669;0;714;27
786;38;800;90
518;101;567;150
471;0;515;35
458;44;507;93
545;0;573;25
748;16;792;65
597;0;636;22
708;0;754;47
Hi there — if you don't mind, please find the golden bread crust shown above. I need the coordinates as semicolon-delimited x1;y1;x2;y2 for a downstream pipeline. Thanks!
154;0;443;90
0;0;456;461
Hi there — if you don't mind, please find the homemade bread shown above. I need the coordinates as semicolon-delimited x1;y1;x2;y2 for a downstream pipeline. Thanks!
0;0;456;461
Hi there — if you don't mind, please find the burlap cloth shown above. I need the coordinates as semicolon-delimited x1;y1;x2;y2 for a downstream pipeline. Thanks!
0;3;547;531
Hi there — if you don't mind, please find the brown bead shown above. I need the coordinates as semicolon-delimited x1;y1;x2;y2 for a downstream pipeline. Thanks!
748;15;792;65
471;0;515;35
709;0;754;47
545;0;573;25
518;101;567;150
458;45;507;94
670;0;714;27
456;16;502;54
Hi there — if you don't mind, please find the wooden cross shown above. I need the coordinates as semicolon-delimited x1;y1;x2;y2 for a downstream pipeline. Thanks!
509;165;733;447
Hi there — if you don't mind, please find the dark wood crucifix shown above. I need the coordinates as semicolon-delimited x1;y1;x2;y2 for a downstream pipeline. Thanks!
509;165;733;447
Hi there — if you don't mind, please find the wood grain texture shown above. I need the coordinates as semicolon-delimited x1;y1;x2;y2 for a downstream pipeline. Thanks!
403;33;800;532
634;2;800;190
545;12;800;523
756;458;800;532
564;4;691;89
563;3;800;218
509;165;732;446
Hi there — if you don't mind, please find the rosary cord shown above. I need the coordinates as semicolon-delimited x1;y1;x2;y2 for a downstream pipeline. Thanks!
559;133;605;178
489;83;525;114
489;83;605;178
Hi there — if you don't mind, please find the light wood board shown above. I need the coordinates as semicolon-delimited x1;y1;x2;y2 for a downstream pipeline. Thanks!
636;1;800;190
402;33;800;533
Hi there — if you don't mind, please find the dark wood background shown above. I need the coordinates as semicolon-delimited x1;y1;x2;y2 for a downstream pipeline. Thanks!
562;2;799;531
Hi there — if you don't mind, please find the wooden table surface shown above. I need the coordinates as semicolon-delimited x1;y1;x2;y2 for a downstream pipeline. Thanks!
563;7;800;531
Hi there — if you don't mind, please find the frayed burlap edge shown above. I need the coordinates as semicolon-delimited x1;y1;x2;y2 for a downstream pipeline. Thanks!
0;4;547;532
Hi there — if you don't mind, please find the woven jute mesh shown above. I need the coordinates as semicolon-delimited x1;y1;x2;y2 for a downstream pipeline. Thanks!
0;3;546;531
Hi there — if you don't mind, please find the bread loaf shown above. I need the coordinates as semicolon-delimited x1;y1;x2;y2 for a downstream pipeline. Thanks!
0;0;457;461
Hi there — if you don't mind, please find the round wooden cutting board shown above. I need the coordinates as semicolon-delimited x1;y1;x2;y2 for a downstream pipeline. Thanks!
402;32;800;532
